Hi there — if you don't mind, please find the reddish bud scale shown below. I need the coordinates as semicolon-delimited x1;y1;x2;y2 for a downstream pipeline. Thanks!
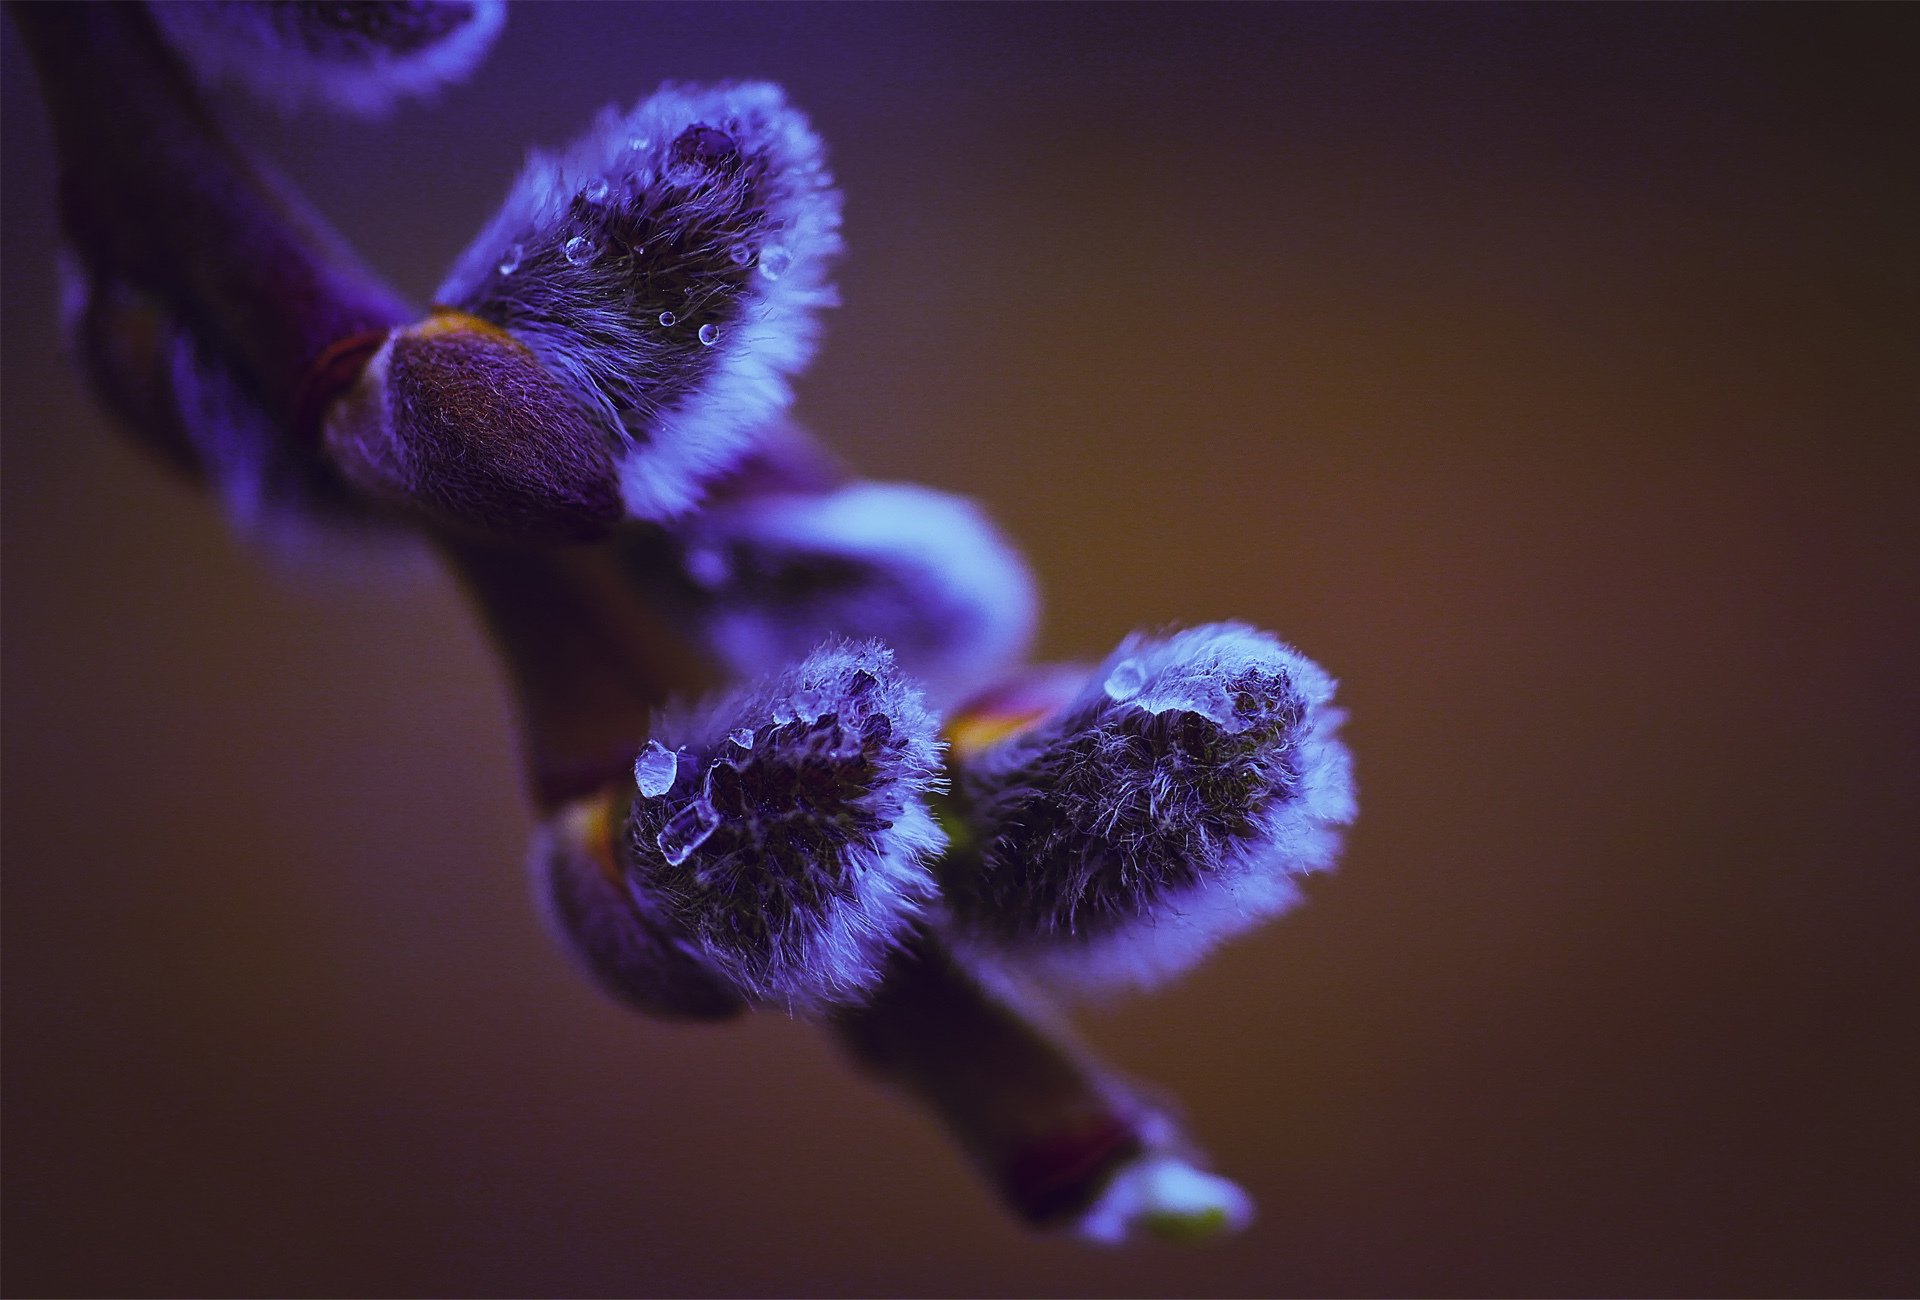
1000;1116;1146;1227
290;327;390;446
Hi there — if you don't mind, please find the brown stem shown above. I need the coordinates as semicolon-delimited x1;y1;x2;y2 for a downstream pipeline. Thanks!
831;942;1167;1228
63;269;206;483
436;530;722;812
10;1;412;431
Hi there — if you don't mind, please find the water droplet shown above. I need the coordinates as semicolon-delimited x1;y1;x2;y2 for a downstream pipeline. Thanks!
563;235;594;266
757;245;793;281
669;124;737;177
1135;676;1245;731
627;134;651;153
729;244;755;267
496;243;523;276
581;177;611;204
657;310;678;327
1104;658;1146;702
729;727;755;750
634;741;677;797
656;800;719;867
698;323;720;347
791;688;824;721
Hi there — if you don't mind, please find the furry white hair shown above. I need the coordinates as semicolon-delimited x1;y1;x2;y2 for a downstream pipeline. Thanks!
439;82;843;521
947;623;1356;996
626;640;948;1013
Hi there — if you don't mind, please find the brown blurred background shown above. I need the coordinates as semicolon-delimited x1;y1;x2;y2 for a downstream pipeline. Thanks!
5;4;1917;1296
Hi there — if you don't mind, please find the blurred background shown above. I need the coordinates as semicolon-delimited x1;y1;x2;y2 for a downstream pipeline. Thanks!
4;4;1916;1295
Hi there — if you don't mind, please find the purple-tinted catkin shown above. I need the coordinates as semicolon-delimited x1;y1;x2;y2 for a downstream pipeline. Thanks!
943;623;1356;994
624;641;947;1012
438;82;843;521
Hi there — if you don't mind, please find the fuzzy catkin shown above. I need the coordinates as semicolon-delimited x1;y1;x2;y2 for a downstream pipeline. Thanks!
624;641;947;1012
439;82;843;521
944;623;1357;995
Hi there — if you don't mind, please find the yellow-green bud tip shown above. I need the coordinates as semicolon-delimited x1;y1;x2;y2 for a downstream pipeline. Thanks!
1144;1204;1233;1244
1074;1154;1254;1246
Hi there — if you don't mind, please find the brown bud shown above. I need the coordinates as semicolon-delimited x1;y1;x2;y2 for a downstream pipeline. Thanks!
324;310;624;543
532;790;747;1022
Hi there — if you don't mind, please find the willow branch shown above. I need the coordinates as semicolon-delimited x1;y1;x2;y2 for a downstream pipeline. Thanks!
15;1;1240;1239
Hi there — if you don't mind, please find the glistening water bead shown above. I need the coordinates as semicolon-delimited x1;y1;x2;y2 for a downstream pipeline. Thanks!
563;235;594;266
634;741;678;798
757;245;793;281
698;323;720;346
658;310;677;327
581;177;611;204
497;242;522;276
1104;658;1146;702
